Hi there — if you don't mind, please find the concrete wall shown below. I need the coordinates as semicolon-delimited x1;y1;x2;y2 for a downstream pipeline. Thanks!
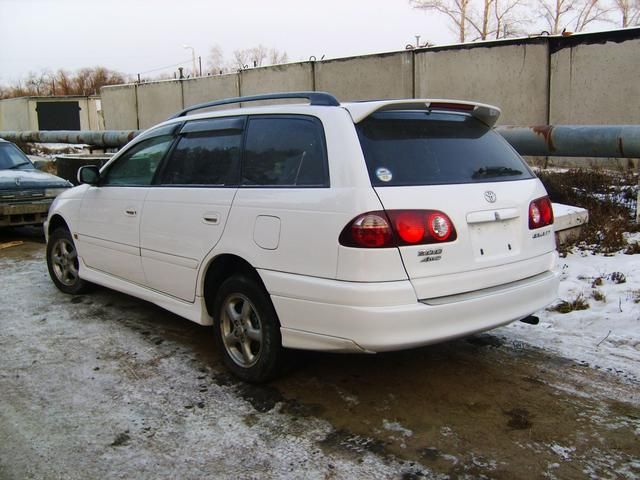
93;28;640;136
101;85;139;130
26;98;90;130
0;98;30;131
0;96;102;131
87;96;104;131
315;52;413;101
549;37;640;125
545;31;640;168
182;74;239;107
136;80;183;129
240;62;313;96
415;41;549;125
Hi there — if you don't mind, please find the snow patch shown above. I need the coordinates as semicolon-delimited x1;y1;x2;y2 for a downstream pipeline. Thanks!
498;246;640;382
549;443;576;460
382;419;413;437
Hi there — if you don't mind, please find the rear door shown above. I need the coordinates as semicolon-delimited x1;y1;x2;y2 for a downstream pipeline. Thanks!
139;117;243;302
223;114;338;279
356;111;555;299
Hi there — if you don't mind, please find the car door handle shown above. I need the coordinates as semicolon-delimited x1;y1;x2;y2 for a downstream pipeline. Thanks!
202;213;219;225
125;209;137;216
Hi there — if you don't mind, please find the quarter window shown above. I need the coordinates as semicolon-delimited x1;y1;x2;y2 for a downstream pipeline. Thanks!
102;135;173;186
158;131;241;185
242;117;327;187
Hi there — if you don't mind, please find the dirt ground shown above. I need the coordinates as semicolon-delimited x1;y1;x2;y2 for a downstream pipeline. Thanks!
1;228;638;479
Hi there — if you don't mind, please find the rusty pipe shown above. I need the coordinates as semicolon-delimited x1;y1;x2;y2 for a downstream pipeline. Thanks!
0;130;140;148
1;125;639;157
496;125;640;158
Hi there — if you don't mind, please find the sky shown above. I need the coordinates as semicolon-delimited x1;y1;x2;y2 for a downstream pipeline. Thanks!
0;0;454;84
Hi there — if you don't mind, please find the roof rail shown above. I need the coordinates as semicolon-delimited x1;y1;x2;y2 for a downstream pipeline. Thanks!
168;91;340;119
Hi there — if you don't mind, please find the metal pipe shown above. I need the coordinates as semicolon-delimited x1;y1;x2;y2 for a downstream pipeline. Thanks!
1;125;639;157
496;125;640;158
0;130;140;148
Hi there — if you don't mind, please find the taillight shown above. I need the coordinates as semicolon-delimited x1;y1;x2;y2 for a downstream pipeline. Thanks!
341;212;394;248
529;196;554;229
340;210;457;248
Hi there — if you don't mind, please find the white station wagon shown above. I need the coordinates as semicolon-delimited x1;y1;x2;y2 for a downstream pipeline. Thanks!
45;92;559;382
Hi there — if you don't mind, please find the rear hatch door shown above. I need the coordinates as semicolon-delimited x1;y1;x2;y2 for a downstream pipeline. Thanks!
356;110;554;299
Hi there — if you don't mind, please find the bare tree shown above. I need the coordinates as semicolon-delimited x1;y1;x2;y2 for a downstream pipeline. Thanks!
611;0;640;26
232;49;251;69
248;44;269;67
411;0;472;42
536;0;610;33
572;0;611;30
493;0;529;38
24;71;51;96
0;67;125;99
54;69;72;95
230;45;288;70
207;45;227;74
411;0;526;42
268;48;288;65
538;0;573;33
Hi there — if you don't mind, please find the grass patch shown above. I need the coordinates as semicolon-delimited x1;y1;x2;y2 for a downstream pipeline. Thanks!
537;168;639;253
549;293;590;314
591;289;606;302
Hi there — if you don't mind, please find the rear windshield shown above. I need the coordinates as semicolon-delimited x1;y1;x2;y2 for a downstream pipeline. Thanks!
356;111;533;186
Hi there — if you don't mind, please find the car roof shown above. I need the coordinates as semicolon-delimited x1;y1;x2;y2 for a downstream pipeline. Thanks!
167;94;502;129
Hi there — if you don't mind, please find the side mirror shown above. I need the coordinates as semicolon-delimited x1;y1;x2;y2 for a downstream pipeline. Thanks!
78;165;100;185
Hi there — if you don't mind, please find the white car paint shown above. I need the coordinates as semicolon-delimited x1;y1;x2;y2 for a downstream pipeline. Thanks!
46;97;559;354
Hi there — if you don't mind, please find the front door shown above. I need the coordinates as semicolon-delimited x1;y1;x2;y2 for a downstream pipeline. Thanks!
76;134;175;285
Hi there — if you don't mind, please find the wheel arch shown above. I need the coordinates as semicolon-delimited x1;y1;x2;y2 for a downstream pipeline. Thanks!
48;214;71;237
202;254;269;318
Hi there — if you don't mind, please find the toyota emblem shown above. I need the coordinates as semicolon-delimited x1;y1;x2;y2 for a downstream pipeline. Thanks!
484;191;497;203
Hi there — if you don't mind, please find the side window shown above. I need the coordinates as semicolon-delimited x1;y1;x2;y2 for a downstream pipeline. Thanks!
158;131;241;185
103;135;173;186
242;117;328;187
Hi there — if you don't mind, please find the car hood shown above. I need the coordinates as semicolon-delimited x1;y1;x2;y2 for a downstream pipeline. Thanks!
0;169;72;189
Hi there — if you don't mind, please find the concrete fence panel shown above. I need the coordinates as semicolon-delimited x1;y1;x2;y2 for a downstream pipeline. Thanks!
182;74;240;108
549;36;640;125
137;80;183;129
0;98;31;131
240;62;314;97
314;52;413;102
101;85;139;131
415;41;549;125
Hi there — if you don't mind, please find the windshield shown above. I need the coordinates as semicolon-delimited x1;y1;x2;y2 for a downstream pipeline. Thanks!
0;143;35;170
356;111;533;187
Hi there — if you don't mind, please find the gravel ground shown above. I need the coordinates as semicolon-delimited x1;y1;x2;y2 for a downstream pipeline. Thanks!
1;228;638;479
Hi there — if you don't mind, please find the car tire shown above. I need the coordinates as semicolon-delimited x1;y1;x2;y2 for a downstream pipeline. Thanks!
213;275;284;383
47;228;90;295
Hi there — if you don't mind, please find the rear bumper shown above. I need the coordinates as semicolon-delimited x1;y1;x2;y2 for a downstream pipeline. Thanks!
0;201;52;227
262;268;559;353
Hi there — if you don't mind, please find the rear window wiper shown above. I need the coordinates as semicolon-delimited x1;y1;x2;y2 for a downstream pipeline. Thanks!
472;166;523;179
8;162;32;170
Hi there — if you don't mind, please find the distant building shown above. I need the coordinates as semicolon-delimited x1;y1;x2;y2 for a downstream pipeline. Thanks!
0;95;104;131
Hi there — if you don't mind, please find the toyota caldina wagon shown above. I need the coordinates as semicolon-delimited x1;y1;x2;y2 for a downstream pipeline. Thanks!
45;92;559;382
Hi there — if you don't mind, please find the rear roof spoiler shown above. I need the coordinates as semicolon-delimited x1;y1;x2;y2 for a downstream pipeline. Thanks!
343;99;501;127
